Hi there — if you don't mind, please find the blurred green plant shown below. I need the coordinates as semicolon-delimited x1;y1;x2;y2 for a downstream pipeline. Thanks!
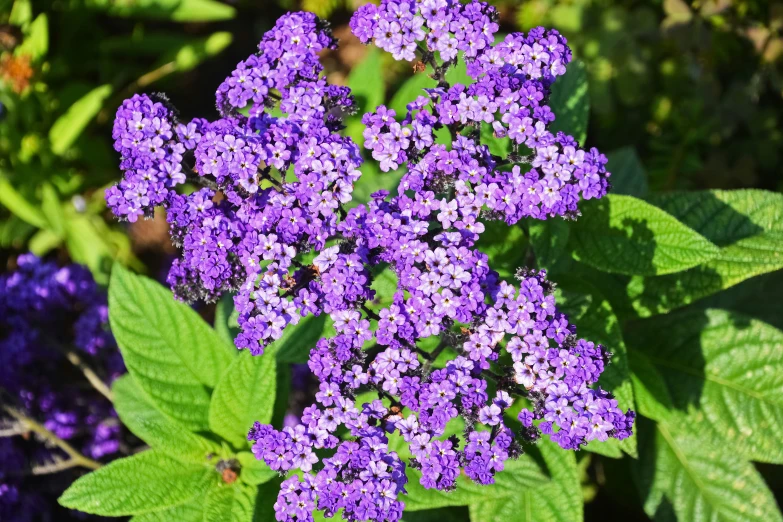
0;0;235;281
507;0;783;192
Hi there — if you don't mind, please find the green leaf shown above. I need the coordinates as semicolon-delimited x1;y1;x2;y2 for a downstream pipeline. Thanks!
28;228;62;256
480;122;511;157
635;421;782;522
348;47;385;114
113;375;219;462
16;13;48;61
627;308;783;464
0;175;47;229
109;264;235;430
63;213;115;283
555;280;636;457
370;267;400;308
9;0;32;25
266;313;329;364
209;350;276;448
131;496;205;522
388;73;436;117
625;190;783;317
528;218;570;272
236;452;276;486
86;0;235;22
606;147;648;198
59;450;215;516
40;183;65;238
203;483;257;522
475;222;527;280
628;351;675;423
569;194;720;276
172;32;233;72
548;60;589;144
405;441;582;522
445;58;471;86
49;84;113;156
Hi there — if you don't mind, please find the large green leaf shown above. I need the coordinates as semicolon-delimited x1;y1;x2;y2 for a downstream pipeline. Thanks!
628;351;675;423
635;421;782;522
548;59;589;144
627;308;783;463
555;280;637;457
59;450;215;516
203;483;257;522
109;264;235;430
49;84;113;156
131;496;204;522
209;350;277;448
569;194;720;276
405;441;581;522
86;0;235;22
606;147;648;198
113;375;220;462
64;213;116;283
625;190;783;317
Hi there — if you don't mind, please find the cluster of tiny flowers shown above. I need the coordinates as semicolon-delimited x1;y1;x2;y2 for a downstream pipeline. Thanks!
107;12;367;349
0;255;123;520
106;93;185;222
107;3;632;521
357;0;609;221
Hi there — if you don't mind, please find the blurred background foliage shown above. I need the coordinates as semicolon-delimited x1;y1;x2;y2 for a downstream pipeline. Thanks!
0;0;781;518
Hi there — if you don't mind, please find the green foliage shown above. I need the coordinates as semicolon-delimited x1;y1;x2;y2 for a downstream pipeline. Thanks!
203;484;258;522
209;351;277;448
405;441;582;522
548;59;589;144
49;85;113;156
61;266;282;520
388;73;436;117
109;264;235;429
113;375;221;462
59;450;216;516
606;147;648;198
0;0;234;276
636;421;783;522
626;190;783;317
627;308;783;464
85;0;236;22
569;194;720;276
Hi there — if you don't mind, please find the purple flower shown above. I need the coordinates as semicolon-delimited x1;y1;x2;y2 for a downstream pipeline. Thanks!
106;4;631;519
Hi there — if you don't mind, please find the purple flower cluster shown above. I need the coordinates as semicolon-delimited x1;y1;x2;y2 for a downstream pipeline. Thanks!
356;0;609;220
106;94;184;222
107;13;366;350
350;0;497;62
0;255;123;520
106;3;631;521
